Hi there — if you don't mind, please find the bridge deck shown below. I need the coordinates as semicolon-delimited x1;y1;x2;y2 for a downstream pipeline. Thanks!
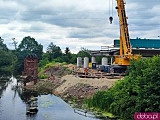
88;48;160;57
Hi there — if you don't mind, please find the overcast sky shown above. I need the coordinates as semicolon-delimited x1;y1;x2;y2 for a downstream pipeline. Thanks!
0;0;160;53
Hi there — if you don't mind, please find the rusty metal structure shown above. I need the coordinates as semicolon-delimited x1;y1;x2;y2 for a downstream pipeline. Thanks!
22;54;38;86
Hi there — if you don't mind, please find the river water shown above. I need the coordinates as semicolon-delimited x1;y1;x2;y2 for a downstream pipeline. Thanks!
0;77;101;120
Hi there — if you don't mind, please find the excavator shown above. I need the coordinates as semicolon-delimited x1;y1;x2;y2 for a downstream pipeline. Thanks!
109;0;140;73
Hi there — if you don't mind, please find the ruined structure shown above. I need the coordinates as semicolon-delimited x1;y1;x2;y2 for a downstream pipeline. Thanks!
22;54;38;86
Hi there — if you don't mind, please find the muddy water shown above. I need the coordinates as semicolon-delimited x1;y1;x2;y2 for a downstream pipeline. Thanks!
0;77;101;120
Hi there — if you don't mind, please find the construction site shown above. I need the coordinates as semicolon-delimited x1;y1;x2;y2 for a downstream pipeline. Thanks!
72;0;160;79
21;0;160;86
74;37;160;78
1;0;160;120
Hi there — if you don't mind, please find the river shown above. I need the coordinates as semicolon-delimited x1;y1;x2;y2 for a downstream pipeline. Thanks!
0;77;102;120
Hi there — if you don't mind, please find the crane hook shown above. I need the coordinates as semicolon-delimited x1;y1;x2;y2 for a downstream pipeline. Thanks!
109;16;113;24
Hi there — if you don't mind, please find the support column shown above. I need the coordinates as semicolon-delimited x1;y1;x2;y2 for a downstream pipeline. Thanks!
111;57;113;65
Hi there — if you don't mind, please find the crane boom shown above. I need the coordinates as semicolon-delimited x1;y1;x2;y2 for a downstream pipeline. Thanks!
114;0;139;66
116;0;132;55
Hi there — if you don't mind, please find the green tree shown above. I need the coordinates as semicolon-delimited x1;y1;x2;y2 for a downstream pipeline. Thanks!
65;47;70;54
15;36;43;75
86;56;160;120
0;37;8;51
77;47;91;59
17;36;43;59
0;51;17;76
0;38;17;76
70;53;77;64
11;38;18;50
38;53;49;67
63;47;72;63
46;42;62;61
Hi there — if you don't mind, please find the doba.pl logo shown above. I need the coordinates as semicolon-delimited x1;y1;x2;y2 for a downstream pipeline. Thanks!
134;112;160;120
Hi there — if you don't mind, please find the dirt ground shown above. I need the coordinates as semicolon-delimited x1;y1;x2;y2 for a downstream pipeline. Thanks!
39;64;122;100
24;64;121;102
23;64;122;109
55;75;119;94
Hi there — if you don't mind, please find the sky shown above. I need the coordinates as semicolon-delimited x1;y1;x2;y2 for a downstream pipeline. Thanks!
0;0;160;53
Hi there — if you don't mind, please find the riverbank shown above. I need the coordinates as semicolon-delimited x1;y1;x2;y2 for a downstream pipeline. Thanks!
53;75;120;119
25;74;119;101
54;75;118;99
24;65;121;119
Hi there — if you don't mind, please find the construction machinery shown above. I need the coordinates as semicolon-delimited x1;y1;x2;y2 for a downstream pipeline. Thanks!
111;0;140;66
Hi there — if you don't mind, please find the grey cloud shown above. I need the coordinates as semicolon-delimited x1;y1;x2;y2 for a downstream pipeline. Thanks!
119;0;160;38
0;0;160;52
20;22;47;33
14;0;108;28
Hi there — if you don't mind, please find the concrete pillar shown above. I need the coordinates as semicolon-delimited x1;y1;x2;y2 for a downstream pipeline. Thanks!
77;57;82;67
91;56;96;63
84;57;89;68
110;57;113;65
102;57;108;65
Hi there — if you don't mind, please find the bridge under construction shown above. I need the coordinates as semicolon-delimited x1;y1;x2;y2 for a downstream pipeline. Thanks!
89;38;160;57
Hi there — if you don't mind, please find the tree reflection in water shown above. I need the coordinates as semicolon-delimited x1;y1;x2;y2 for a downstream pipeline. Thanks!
11;79;39;116
0;77;10;98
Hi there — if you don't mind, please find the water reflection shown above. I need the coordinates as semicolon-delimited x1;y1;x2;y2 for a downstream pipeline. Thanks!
0;76;10;98
0;77;101;120
11;78;39;116
20;89;38;115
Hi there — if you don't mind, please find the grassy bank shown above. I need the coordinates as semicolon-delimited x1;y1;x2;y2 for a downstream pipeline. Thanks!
38;61;71;79
84;56;160;120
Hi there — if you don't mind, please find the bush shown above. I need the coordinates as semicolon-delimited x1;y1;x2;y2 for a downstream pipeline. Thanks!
86;56;160;120
39;74;48;79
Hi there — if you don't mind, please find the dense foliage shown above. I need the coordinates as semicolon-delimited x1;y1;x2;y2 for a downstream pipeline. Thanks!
17;36;43;60
76;47;91;59
0;38;17;76
46;42;62;62
86;56;160;120
38;43;77;67
0;36;92;76
14;36;43;75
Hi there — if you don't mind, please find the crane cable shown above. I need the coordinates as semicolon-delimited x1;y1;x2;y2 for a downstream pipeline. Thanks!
109;0;110;16
109;0;113;24
112;0;113;16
